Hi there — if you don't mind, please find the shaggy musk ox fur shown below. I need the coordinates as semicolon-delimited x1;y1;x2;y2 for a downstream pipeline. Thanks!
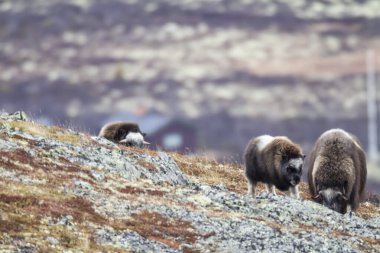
244;135;305;198
307;129;367;214
99;122;149;148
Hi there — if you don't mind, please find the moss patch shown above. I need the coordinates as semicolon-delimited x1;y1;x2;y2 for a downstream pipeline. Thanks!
111;211;205;250
118;186;165;196
136;159;158;172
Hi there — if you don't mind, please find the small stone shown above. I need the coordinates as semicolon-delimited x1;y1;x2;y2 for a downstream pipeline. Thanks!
47;236;60;245
74;180;93;190
0;210;9;221
58;215;74;226
90;171;105;181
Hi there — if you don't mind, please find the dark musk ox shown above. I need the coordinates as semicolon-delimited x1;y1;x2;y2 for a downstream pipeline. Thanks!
244;135;305;199
99;122;149;148
307;129;367;214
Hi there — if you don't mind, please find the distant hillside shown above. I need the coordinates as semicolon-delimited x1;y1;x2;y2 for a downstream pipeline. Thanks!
0;0;380;156
0;111;379;252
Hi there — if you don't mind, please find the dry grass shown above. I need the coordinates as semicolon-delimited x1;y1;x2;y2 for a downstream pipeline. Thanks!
359;237;380;248
0;148;103;194
0;149;73;176
357;202;380;220
171;153;249;193
88;244;132;253
170;152;379;219
118;185;165;196
0;180;109;252
0;120;379;252
0;182;105;224
292;222;380;251
135;160;157;172
111;210;209;251
0;120;91;145
0;181;67;201
119;145;159;157
171;152;308;196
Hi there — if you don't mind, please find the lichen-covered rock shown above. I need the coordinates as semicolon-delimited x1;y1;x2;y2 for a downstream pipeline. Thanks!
0;111;29;121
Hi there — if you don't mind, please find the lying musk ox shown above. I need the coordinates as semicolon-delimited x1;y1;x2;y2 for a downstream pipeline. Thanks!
99;122;149;148
307;129;367;214
244;135;305;198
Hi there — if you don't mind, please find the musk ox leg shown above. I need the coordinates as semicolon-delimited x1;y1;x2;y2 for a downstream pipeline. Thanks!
266;184;276;195
287;185;300;199
285;190;292;198
347;206;354;218
294;185;300;198
247;181;257;198
350;191;360;212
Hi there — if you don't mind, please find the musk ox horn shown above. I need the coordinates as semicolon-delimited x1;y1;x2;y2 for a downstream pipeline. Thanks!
339;192;349;200
340;188;348;200
313;192;321;199
337;191;349;200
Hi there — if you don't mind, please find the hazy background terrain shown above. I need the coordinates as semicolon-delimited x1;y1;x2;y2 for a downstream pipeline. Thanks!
1;0;380;188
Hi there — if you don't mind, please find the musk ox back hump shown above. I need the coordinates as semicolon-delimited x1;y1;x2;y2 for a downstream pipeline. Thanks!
256;135;274;152
99;122;140;141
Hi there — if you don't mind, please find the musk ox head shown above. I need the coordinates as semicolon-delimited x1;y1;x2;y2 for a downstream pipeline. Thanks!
118;129;149;148
281;155;305;187
313;187;348;214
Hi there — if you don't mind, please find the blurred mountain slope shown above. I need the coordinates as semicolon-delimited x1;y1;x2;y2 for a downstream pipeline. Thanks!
0;0;379;155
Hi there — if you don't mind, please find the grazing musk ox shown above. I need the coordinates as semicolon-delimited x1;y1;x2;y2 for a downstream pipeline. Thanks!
99;122;149;148
244;135;305;198
307;129;367;214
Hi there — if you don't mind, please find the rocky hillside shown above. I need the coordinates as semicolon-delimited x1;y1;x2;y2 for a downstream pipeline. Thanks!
0;111;379;252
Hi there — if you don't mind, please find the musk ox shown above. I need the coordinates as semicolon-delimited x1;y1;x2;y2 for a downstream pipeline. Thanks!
307;129;367;214
99;122;150;148
244;135;305;198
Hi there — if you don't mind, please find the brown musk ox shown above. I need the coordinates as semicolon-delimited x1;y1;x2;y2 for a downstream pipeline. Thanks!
244;135;305;199
99;122;149;148
307;129;367;214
